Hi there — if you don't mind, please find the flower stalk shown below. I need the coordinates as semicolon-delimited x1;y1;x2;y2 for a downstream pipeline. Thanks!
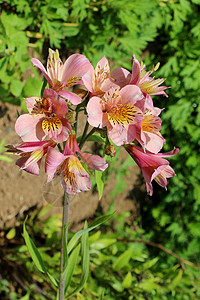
59;191;70;300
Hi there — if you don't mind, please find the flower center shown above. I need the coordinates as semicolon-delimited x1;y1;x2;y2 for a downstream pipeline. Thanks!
108;104;140;127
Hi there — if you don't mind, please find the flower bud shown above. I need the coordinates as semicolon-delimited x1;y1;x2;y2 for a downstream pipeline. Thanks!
105;144;116;157
65;111;76;124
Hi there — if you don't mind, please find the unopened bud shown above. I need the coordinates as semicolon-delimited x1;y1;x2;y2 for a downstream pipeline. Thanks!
105;144;116;157
65;111;76;124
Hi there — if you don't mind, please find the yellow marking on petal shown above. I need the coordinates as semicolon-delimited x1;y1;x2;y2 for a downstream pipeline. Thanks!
68;156;87;176
108;104;142;127
140;78;165;94
23;150;43;169
142;115;161;133
42;117;62;134
63;164;77;191
65;76;82;87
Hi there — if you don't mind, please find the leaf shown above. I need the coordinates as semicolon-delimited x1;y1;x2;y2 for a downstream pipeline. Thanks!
10;79;24;97
66;222;89;298
23;219;46;273
67;213;114;254
6;228;16;239
23;219;58;287
113;247;133;270
95;170;104;200
122;272;132;289
90;238;116;250
142;257;159;270
86;134;105;143
65;244;81;293
172;269;183;287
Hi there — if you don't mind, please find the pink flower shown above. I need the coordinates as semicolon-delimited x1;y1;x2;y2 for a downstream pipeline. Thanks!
15;89;71;143
87;85;144;146
135;104;165;154
45;134;108;194
125;145;179;196
109;55;168;100
31;49;90;104
8;140;56;175
82;56;120;98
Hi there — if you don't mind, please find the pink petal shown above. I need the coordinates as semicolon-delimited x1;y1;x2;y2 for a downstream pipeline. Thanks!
76;175;91;192
26;97;40;113
16;156;41;175
53;118;71;143
119;85;144;105
61;54;90;83
15;114;45;142
130;55;141;85
79;152;108;171
109;67;131;89
86;97;105;128
14;141;53;153
82;64;95;92
142;132;165;154
31;58;52;87
58;90;83;105
45;147;66;182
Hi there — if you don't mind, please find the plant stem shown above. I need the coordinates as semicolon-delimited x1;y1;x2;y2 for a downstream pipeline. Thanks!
79;127;96;150
79;121;89;149
59;191;70;300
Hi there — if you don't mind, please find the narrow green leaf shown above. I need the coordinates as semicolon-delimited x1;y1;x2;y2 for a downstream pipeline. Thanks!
47;271;58;287
23;219;58;287
122;272;132;288
142;257;159;270
95;170;104;200
23;220;46;273
66;222;89;298
65;244;81;293
172;269;183;287
113;248;133;270
67;213;114;254
0;155;13;162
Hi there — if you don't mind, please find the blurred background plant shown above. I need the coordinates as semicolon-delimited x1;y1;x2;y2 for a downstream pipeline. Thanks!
0;0;200;298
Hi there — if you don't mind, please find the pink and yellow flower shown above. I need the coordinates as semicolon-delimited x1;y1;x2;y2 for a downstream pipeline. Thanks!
8;140;56;175
15;89;71;143
135;103;165;153
31;49;90;104
82;56;120;98
45;134;108;194
109;55;168;102
125;145;179;196
87;85;144;146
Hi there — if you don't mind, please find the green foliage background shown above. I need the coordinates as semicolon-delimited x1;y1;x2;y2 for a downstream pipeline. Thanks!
0;0;200;299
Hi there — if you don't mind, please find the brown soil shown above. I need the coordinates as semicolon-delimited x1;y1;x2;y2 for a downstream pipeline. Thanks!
0;102;144;230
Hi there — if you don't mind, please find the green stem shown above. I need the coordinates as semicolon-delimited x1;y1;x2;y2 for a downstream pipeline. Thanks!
78;121;89;149
79;127;96;150
59;191;70;300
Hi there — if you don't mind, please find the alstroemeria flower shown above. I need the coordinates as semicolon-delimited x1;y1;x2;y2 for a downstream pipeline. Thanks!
8;140;56;175
135;104;165;154
125;145;179;196
31;49;90;104
87;85;144;146
109;55;168;101
45;134;108;194
15;89;71;143
82;56;120;98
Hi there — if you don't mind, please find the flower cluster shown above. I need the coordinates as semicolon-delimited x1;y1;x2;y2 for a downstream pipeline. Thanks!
10;50;178;196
